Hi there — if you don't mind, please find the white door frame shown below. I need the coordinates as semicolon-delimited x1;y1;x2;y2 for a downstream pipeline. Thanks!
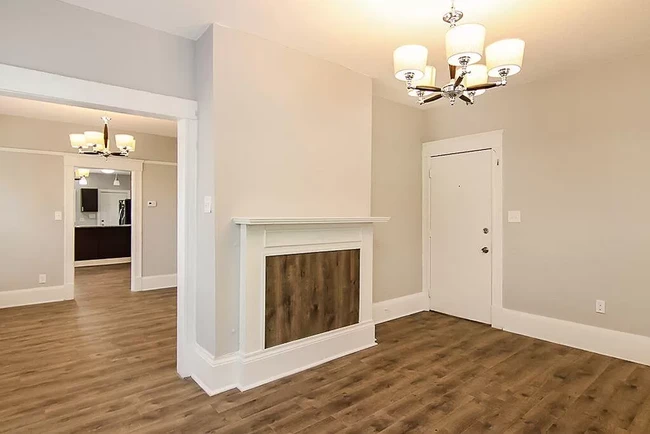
65;154;143;291
0;63;198;378
422;130;504;328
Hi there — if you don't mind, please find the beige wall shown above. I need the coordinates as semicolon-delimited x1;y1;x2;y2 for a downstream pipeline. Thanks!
371;96;424;302
0;114;177;292
422;58;650;338
209;25;373;356
142;163;177;277
0;153;64;291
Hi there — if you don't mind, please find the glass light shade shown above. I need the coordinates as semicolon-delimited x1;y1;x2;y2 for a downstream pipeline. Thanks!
446;24;486;66
69;134;86;149
101;169;115;174
79;176;88;186
393;45;428;81
113;175;120;187
115;134;135;152
84;131;103;149
76;168;90;178
408;66;437;97
486;39;525;77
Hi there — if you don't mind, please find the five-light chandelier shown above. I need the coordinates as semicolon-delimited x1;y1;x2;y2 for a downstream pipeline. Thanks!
69;117;136;158
393;0;525;106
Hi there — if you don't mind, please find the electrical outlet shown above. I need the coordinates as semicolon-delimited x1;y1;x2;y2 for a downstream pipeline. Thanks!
508;210;521;223
596;300;606;314
38;274;47;284
54;211;62;221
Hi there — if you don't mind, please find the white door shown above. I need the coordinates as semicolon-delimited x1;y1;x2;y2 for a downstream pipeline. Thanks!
429;150;492;324
99;191;130;226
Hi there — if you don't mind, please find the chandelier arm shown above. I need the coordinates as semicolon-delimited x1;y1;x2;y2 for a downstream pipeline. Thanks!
453;72;466;89
414;85;442;92
466;83;499;91
449;64;457;80
422;94;444;104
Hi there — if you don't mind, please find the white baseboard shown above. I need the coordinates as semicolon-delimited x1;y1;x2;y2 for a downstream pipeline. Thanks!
373;292;429;324
0;283;74;309
191;321;376;396
140;274;177;291
75;257;131;267
498;308;650;367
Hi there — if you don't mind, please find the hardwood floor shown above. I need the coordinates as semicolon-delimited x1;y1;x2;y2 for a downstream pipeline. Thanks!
1;265;649;433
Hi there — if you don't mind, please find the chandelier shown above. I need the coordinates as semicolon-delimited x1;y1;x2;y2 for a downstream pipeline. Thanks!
393;0;525;106
69;117;136;158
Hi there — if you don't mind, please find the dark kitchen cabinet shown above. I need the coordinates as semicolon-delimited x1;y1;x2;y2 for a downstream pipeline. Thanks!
75;226;131;260
80;188;98;212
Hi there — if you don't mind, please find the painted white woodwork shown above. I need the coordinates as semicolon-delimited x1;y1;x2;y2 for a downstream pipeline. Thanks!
429;150;493;324
190;218;388;394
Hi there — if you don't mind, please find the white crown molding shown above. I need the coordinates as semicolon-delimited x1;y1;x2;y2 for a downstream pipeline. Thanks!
0;146;176;166
233;217;390;225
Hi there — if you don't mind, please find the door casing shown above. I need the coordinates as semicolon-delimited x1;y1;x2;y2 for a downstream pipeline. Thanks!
421;130;504;328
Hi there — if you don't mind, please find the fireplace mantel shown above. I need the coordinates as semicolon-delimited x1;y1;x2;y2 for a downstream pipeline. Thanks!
229;215;388;391
233;217;390;225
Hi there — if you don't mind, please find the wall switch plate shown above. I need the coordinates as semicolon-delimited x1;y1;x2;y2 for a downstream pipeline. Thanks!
596;300;606;314
54;211;62;221
147;200;157;207
38;274;47;284
203;196;212;214
508;210;522;223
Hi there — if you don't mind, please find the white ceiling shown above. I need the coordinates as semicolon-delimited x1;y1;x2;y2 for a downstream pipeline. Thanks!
0;95;177;137
60;0;650;106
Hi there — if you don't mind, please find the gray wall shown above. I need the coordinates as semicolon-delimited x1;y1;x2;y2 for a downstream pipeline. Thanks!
371;96;424;302
0;153;64;290
193;25;218;355
422;56;650;338
0;0;195;100
75;173;131;227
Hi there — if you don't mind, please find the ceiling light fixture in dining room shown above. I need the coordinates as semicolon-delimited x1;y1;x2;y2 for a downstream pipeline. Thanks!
69;117;136;158
393;0;525;106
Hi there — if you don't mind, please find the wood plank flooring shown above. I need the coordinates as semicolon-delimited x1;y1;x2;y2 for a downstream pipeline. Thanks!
1;264;649;433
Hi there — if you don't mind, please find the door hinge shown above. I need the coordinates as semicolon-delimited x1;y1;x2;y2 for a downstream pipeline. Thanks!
496;159;500;166
428;169;432;178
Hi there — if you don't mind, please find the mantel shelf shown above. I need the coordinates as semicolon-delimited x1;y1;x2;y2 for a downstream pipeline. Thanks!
233;217;390;226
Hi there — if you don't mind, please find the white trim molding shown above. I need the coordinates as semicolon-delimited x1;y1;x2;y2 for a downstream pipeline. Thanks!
0;284;74;309
373;292;429;324
140;274;177;291
191;321;376;396
422;130;504;325
232;217;390;225
497;308;650;367
63;154;144;297
187;219;387;395
75;257;131;267
0;64;197;120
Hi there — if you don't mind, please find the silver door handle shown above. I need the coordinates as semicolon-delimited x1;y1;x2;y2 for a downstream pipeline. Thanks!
481;247;489;254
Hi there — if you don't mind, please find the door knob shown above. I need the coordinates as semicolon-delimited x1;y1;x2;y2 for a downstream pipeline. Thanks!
481;247;489;254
